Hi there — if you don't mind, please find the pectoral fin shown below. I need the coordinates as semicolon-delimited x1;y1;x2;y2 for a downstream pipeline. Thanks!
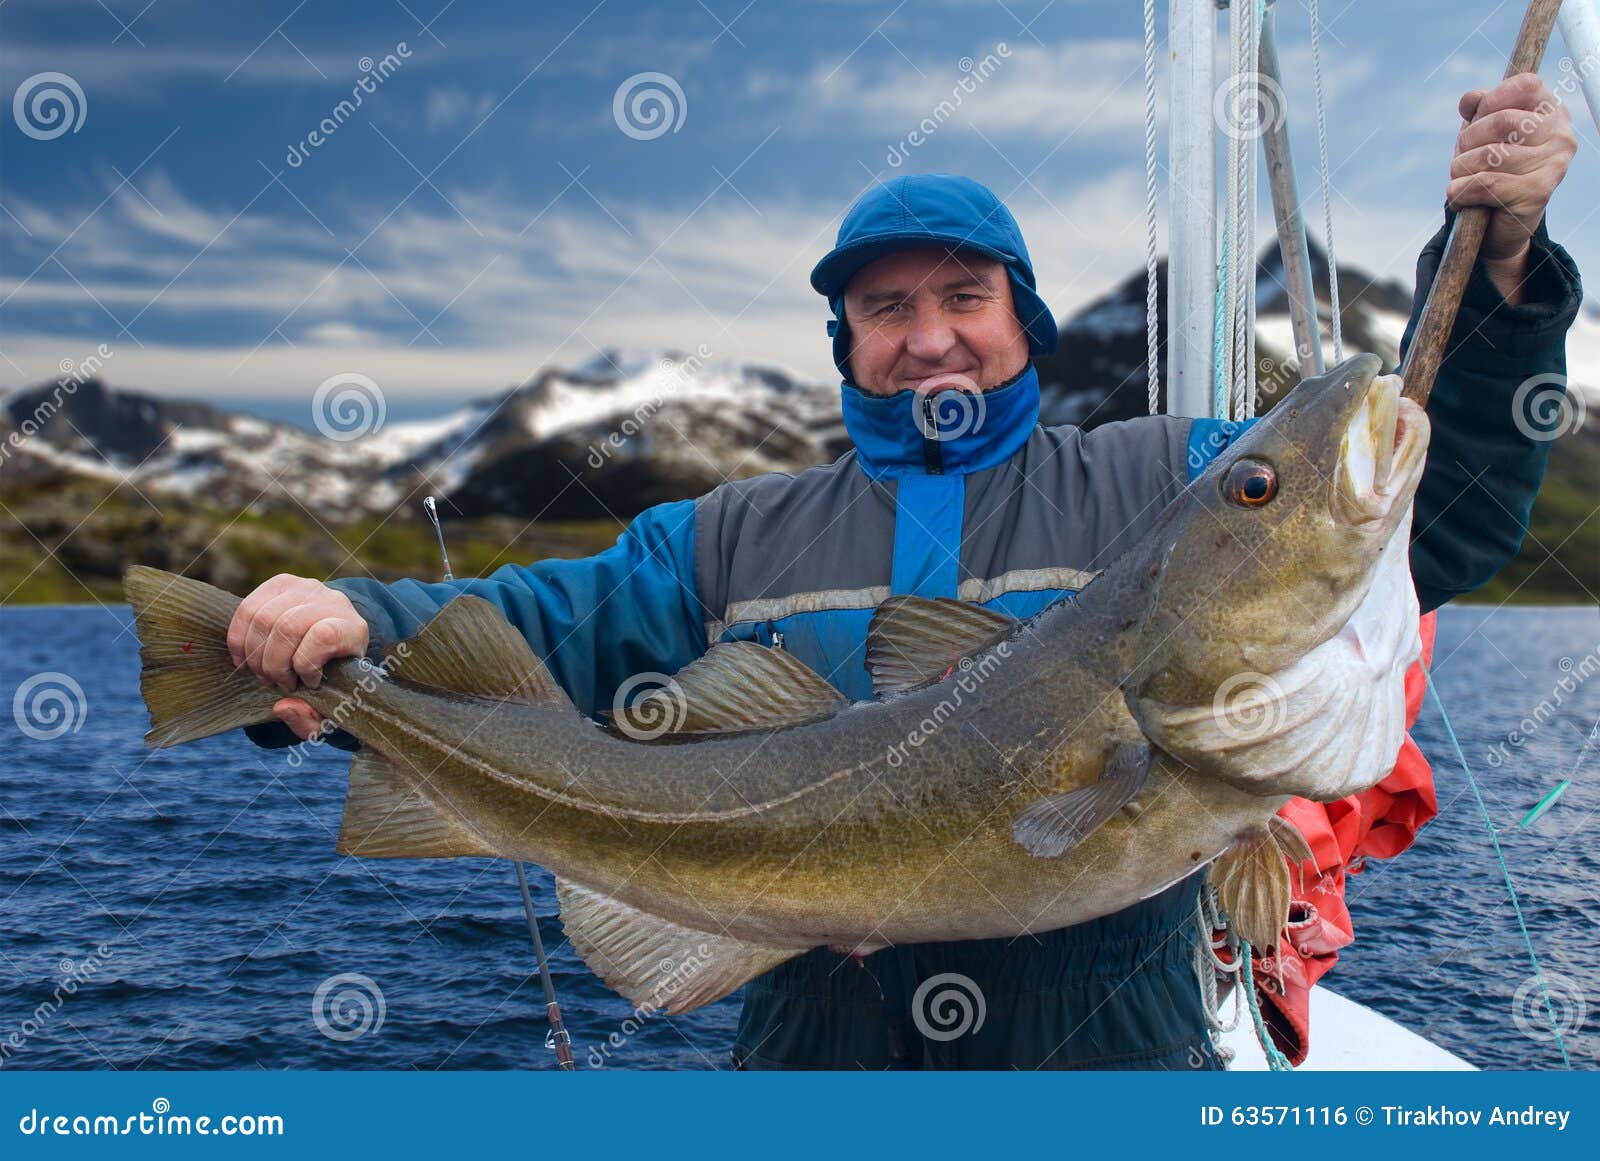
555;878;802;1014
1012;742;1150;858
1206;816;1313;949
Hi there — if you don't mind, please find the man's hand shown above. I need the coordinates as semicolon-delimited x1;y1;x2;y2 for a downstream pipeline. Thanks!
227;573;369;741
1449;72;1576;303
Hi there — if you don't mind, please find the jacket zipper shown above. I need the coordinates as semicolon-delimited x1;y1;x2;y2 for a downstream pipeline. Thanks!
920;394;944;475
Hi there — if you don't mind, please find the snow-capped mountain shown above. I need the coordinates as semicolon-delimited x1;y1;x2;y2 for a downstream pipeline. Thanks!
0;352;846;521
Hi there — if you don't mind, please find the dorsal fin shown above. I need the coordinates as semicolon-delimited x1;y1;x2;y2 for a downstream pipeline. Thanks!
866;595;1018;696
392;595;567;705
612;641;845;738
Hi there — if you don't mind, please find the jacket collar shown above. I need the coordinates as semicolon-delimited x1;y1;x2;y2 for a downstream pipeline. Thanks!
841;363;1040;479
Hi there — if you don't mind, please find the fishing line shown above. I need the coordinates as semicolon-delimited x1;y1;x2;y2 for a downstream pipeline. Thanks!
425;495;576;1070
1423;669;1571;1068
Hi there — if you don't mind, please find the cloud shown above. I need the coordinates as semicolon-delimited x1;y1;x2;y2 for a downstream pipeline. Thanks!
0;167;854;392
423;87;497;132
807;37;1151;139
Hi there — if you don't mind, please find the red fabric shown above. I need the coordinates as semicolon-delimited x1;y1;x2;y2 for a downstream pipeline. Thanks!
1213;611;1439;1066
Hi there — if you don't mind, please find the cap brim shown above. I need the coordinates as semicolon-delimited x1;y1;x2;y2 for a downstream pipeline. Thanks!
810;233;1016;297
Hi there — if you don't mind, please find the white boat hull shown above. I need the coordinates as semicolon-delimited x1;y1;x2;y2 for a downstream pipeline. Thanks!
1218;986;1476;1070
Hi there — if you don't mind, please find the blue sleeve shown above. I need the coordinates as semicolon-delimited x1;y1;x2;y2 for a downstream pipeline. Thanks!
245;499;707;748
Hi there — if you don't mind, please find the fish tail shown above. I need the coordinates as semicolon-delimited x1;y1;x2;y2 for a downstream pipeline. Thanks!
123;565;281;747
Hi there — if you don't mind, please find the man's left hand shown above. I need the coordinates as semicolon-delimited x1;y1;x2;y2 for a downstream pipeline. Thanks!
1448;72;1576;301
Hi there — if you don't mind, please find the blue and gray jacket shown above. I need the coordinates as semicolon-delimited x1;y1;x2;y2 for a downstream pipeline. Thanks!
254;212;1581;1069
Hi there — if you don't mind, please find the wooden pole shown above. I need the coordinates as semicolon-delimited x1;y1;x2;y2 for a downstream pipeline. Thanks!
1399;0;1563;406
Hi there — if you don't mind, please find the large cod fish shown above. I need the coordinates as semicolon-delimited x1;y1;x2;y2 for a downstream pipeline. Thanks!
125;352;1429;1015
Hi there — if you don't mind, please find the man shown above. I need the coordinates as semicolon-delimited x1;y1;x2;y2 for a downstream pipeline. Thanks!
233;75;1580;1069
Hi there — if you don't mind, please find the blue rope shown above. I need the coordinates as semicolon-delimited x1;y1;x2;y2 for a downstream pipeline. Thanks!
1423;669;1572;1068
1237;937;1294;1070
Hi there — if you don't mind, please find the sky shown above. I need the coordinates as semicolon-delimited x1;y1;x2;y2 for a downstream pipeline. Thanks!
2;0;1597;412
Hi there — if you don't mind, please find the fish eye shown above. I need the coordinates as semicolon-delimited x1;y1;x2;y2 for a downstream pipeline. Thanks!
1223;458;1277;507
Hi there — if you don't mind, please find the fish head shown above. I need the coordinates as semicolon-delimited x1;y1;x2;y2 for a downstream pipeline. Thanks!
1127;352;1431;801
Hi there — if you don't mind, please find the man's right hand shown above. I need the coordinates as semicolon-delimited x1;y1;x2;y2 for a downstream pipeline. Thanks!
227;573;369;741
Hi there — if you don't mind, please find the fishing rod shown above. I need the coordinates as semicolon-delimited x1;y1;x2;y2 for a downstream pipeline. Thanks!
1399;0;1563;406
423;495;577;1070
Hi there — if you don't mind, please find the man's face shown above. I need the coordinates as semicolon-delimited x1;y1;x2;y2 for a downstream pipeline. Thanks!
841;246;1029;397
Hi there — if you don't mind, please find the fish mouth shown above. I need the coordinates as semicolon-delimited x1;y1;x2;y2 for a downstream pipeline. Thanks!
1332;372;1429;526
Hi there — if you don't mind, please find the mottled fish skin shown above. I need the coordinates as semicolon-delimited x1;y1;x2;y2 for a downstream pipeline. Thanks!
126;353;1430;1008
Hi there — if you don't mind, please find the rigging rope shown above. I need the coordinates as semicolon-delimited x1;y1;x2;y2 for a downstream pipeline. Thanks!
1143;0;1161;416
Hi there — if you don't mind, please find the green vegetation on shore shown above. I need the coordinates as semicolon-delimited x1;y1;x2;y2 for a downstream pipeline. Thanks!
0;477;623;606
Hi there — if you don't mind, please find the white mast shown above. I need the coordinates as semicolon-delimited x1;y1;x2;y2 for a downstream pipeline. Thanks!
1558;0;1600;134
1165;0;1220;417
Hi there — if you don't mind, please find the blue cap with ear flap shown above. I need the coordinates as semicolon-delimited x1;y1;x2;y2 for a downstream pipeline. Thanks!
812;173;1058;381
